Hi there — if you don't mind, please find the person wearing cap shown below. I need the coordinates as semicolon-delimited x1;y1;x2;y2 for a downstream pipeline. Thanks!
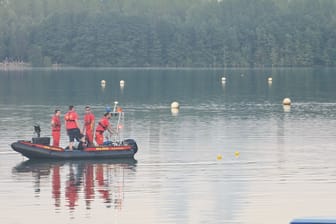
82;106;95;146
51;109;61;147
64;105;81;150
95;112;113;145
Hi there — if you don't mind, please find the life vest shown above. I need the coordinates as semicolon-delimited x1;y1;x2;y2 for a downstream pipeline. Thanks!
96;117;109;132
84;113;94;126
64;111;78;129
52;115;61;131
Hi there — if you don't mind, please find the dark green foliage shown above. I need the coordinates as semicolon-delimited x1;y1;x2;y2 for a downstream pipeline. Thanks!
1;0;336;67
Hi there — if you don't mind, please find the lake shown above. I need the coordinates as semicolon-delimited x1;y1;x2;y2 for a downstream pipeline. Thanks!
0;68;336;224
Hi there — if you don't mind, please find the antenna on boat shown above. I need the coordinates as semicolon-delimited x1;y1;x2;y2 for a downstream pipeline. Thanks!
113;101;118;113
110;101;124;143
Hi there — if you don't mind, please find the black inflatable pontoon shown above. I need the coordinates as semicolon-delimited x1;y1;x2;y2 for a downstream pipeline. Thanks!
11;138;138;160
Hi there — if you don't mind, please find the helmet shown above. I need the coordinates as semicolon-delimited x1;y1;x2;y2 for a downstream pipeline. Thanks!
105;106;111;113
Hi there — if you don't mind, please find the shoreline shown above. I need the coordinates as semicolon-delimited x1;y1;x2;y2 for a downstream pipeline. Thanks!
0;62;31;70
0;62;334;71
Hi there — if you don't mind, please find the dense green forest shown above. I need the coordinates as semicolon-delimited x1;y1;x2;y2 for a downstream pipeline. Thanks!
1;0;336;67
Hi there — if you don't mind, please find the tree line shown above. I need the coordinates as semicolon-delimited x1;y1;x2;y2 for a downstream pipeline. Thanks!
1;0;336;67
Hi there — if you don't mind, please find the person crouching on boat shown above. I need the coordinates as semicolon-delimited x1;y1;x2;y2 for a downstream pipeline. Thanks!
64;105;82;151
95;112;113;146
77;134;88;150
51;109;61;147
82;105;95;147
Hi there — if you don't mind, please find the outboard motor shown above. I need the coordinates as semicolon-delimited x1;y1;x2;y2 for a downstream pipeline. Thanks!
32;124;50;145
34;124;41;138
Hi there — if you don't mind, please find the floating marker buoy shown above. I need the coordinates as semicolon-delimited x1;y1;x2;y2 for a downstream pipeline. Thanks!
282;98;291;106
221;77;226;83
234;151;240;157
268;77;272;82
217;154;223;160
171;101;179;109
120;80;125;87
101;80;106;89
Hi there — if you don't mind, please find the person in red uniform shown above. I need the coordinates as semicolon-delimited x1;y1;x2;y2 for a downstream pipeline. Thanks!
95;112;113;145
82;106;95;146
64;105;81;150
51;109;61;147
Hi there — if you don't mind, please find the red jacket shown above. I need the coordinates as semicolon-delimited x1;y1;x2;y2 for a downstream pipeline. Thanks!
96;117;109;132
84;113;95;130
51;115;61;131
64;111;78;129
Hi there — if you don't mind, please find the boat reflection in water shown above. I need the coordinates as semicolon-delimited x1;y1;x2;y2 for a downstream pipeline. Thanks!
13;159;137;210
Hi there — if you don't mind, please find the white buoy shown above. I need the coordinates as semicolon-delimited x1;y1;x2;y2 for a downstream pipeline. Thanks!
101;80;106;89
120;80;125;87
221;77;226;83
268;77;272;82
282;98;291;106
171;101;179;109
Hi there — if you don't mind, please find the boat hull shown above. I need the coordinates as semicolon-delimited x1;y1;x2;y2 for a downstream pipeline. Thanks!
11;139;138;160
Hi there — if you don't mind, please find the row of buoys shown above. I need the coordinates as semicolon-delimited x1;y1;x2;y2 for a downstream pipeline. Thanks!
169;98;291;114
101;79;291;114
219;76;292;108
100;80;125;88
217;151;240;160
221;76;274;84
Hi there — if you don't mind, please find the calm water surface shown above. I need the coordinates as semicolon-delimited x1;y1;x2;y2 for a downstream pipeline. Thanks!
0;68;336;224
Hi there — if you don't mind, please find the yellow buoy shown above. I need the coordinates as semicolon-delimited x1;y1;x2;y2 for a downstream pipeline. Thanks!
234;151;240;157
217;154;223;160
171;101;179;109
282;98;291;105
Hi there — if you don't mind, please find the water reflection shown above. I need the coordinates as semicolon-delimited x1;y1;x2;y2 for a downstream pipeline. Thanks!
13;159;136;211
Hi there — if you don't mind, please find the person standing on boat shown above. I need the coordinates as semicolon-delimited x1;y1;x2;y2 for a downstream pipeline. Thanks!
95;112;113;145
82;106;95;146
51;109;61;147
64;105;81;150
